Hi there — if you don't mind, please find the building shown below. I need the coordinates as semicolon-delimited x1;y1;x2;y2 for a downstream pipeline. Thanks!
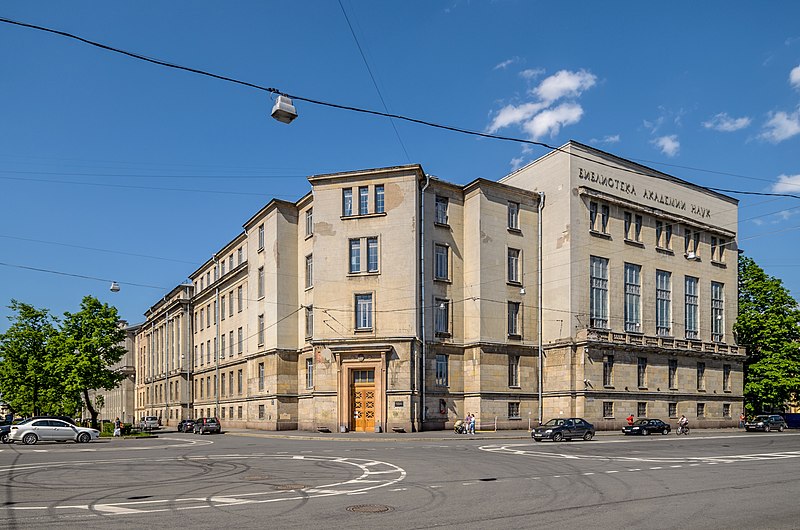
87;321;139;424
133;141;744;431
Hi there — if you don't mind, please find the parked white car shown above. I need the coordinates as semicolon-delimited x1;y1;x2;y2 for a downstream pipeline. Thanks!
8;418;100;445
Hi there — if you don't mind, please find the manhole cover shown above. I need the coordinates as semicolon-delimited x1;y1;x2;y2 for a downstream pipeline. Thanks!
346;504;394;514
274;484;306;491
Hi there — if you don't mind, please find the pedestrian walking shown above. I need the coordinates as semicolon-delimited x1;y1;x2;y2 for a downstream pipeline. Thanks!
113;417;121;437
468;413;476;434
626;413;634;426
463;412;470;435
739;412;745;429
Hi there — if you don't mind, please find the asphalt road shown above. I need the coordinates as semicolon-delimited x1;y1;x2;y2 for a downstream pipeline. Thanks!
1;429;799;529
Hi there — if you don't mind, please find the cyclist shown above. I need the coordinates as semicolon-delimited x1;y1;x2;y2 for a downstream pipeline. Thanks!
677;414;689;434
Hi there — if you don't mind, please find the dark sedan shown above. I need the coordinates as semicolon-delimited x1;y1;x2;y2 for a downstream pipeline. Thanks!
532;417;595;442
177;419;195;433
744;414;787;432
622;418;672;436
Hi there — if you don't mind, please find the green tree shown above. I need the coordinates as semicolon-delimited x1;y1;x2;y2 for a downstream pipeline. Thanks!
736;254;800;414
54;296;126;429
0;300;60;416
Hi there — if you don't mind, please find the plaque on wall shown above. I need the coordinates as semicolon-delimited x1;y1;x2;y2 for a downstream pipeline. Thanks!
394;401;404;407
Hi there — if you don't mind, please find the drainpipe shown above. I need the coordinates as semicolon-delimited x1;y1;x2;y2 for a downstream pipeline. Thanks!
213;256;221;419
165;309;170;424
150;321;154;416
537;191;545;424
185;296;192;420
419;173;431;431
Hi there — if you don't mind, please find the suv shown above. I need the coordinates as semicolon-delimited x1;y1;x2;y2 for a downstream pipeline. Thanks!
140;416;159;431
193;417;221;435
744;414;787;432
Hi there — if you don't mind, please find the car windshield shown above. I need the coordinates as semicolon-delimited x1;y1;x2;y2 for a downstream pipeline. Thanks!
542;419;564;427
632;420;649;426
753;415;769;421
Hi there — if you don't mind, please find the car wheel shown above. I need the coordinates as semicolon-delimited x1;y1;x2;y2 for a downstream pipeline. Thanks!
779;425;785;432
552;432;563;442
765;425;771;432
1;433;10;444
583;432;594;441
22;433;37;445
662;428;669;435
643;429;650;436
77;432;91;443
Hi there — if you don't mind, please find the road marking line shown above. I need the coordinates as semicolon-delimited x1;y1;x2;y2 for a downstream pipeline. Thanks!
93;504;143;514
582;472;595;475
650;467;662;470
605;470;619;474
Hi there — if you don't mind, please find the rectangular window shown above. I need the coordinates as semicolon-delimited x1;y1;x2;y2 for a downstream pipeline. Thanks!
603;354;614;387
685;276;699;339
656;220;663;247
237;286;243;312
359;186;369;215
207;304;211;327
221;373;226;396
589;202;609;232
229;254;234;271
229;373;233;398
258;223;265;250
434;298;450;335
306;358;314;389
258;315;264;345
237;369;243;394
229;290;234;317
710;236;717;261
200;343;205;366
220;334;226;359
228;406;233;419
635;214;642;241
434;244;449;280
723;364;731;392
625;213;643;241
637;402;647;417
590;256;609;329
697;403;705;418
258;362;265;391
669;359;678;389
507;301;521;337
717;238;726;263
237;247;243;266
624;263;641;332
221;295;226;320
637;357;647;388
238;327;243;354
508;355;520;387
367;237;378;272
723;403;731;417
229;330;234;357
669;402;677;418
435;195;449;224
305;305;313;338
343;188;353;216
697;362;706;391
221;261;226;277
355;293;373;330
435;354;449;386
656;270;672;336
200;308;205;330
375;184;384;213
624;211;632;239
305;254;313;288
508;248;521;284
508;402;521;419
685;228;701;257
238;406;242;419
508;202;520;230
207;340;211;364
305;209;313;237
258;404;265;419
711;282;724;342
590;201;598;231
258;267;264;298
349;239;361;273
603;401;614;418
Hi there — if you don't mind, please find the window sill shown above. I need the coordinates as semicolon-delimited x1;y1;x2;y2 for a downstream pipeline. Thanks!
257;247;264;253
305;286;313;292
507;227;522;235
508;417;522;421
508;385;521;390
435;332;452;339
684;253;701;261
589;230;612;240
507;281;522;287
507;334;522;340
624;238;644;248
341;212;387;221
348;271;380;277
434;221;450;228
655;247;674;255
603;385;614;389
354;328;374;333
638;387;648;390
304;233;313;241
711;260;727;268
434;277;452;283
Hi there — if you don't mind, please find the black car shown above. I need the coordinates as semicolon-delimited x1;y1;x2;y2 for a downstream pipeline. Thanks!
177;419;195;433
744;414;787;432
622;418;672;436
193;417;221;435
531;417;595;442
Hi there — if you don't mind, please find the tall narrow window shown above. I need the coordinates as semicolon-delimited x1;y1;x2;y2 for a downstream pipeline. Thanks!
257;267;264;298
589;201;598;231
306;358;314;388
669;359;678;389
590;256;609;329
349;239;361;273
229;290;234;317
507;301;521;337
367;237;378;272
359;186;369;215
508;355;520;387
305;254;313;288
601;204;610;233
305;209;313;237
685;276;699;339
229;330;234;357
508;202;520;230
634;214;642;241
434;244;449;280
637;402;647;417
221;260;226;277
220;334;226;359
305;305;313;338
355;294;373;330
238;369;243;394
624;263;641;332
200;343;205;366
435;354;449;386
590;202;609;233
723;364;731;391
258;223;265;250
637;357;647;388
624;211;632;239
229;254;234;271
710;236;717;261
200;308;205;330
237;327;243;354
237;286;243;312
697;362;706;391
656;220;663;247
508;248;521;283
711;282;724;342
375;184;384;213
206;304;211;328
257;315;264;345
221;295;226;320
258;362;265;391
342;188;353;216
656;270;672;336
221;373;226;396
434;298;449;335
435;196;448;224
603;354;614;386
237;247;243;265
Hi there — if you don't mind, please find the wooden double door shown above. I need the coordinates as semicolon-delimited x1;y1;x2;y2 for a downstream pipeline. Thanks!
350;369;375;432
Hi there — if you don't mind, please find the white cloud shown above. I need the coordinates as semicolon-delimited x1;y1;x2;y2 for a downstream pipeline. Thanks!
494;57;519;70
702;112;751;132
590;134;620;145
772;173;800;193
652;135;680;157
509;156;526;171
533;69;597;103
522;103;584;140
519;68;545;80
760;108;800;143
791;65;800;90
486;102;547;134
752;218;765;226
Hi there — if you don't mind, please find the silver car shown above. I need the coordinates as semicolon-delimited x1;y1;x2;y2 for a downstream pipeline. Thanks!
8;419;100;445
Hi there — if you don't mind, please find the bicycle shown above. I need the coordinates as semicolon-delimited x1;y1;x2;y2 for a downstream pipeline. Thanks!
676;424;690;435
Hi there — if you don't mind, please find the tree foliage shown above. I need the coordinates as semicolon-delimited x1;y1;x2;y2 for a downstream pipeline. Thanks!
735;255;800;414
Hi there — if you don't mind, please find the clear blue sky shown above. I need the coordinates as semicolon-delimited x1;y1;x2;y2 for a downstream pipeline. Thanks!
1;2;799;331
